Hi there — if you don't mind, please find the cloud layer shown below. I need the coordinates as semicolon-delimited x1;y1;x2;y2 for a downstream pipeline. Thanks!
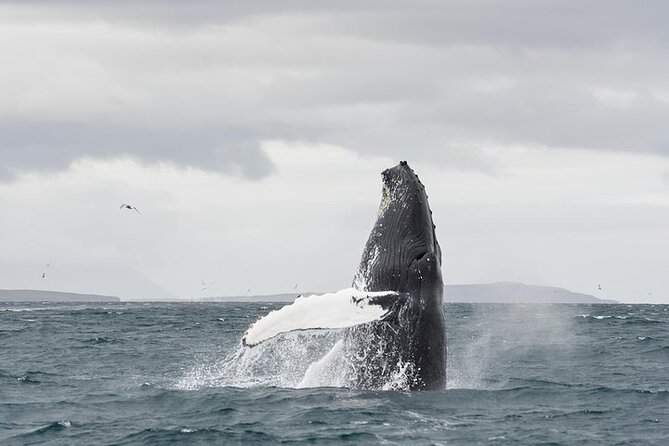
2;2;669;302
2;1;669;179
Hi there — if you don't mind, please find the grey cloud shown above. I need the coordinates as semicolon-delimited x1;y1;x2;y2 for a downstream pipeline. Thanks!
2;1;669;178
332;3;669;50
7;0;669;49
0;120;274;180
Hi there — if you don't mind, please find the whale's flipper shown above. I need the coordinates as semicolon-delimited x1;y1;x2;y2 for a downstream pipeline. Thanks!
242;288;407;347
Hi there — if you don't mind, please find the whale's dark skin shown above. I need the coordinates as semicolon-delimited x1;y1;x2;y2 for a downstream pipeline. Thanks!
350;161;446;390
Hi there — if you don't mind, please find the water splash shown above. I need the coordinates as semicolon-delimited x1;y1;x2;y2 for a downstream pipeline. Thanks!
297;340;348;388
176;325;417;391
352;245;380;291
177;330;342;390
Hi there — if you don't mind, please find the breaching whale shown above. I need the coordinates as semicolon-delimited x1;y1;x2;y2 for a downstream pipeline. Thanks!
243;161;445;390
348;160;445;390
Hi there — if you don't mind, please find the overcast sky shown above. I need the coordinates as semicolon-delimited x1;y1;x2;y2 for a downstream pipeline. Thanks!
1;1;667;302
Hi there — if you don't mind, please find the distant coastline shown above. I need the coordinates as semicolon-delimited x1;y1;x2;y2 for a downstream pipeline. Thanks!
0;289;120;302
1;282;615;304
196;282;615;304
443;282;616;304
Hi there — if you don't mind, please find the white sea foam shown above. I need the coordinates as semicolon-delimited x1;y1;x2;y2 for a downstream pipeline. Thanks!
1;307;47;312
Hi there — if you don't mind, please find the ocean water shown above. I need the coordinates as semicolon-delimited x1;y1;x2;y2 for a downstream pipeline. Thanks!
1;301;667;445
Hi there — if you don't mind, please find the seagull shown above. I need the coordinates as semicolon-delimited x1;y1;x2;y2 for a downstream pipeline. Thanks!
597;284;602;290
120;203;140;214
40;263;50;279
294;283;298;290
201;280;213;291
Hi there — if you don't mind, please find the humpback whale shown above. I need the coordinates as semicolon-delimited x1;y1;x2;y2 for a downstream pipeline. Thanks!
243;161;445;390
349;160;445;390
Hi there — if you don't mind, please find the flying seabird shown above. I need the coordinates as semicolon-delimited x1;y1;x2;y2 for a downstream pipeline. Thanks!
120;203;140;214
40;263;50;279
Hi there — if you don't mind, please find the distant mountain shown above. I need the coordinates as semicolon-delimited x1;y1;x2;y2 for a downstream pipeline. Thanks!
0;262;175;301
0;289;120;302
444;282;615;304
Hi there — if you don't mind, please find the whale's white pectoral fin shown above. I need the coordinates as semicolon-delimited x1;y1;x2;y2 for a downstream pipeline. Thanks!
242;288;404;347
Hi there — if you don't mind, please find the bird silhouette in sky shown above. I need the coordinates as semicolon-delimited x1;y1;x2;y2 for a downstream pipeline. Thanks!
120;203;140;214
40;263;50;279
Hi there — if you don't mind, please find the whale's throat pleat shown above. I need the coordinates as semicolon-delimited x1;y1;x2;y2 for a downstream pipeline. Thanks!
355;189;436;293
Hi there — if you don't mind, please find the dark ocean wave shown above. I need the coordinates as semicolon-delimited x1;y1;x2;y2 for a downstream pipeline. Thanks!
114;427;234;445
1;302;668;445
10;370;63;385
6;421;73;445
81;336;122;345
576;314;666;325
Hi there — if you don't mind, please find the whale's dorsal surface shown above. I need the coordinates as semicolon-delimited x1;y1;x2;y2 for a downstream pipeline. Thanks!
242;161;445;390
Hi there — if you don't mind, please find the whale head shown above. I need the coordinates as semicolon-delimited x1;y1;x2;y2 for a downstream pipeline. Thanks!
354;161;442;294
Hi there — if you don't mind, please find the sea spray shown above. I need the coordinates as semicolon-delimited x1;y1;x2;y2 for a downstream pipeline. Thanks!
177;325;418;391
177;300;579;392
177;330;342;390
